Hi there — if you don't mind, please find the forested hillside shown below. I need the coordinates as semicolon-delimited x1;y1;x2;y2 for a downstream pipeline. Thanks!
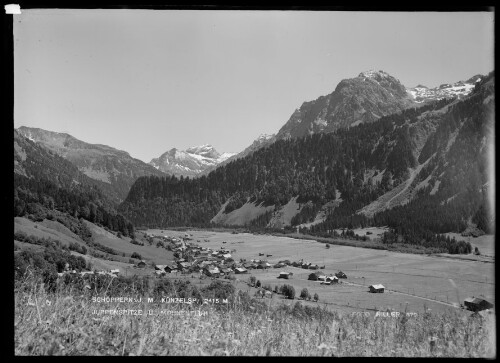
14;130;135;238
119;72;494;250
17;126;166;204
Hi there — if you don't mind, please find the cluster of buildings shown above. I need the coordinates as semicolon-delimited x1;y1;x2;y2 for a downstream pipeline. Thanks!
152;239;247;278
307;271;340;284
149;235;333;279
274;259;325;270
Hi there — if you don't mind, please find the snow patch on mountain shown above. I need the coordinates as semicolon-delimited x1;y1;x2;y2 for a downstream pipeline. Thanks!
149;144;236;178
406;76;481;103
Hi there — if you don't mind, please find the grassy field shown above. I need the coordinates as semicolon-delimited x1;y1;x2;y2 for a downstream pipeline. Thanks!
14;217;175;266
14;217;86;248
13;224;496;356
14;219;494;317
155;229;495;315
14;275;496;357
82;222;175;265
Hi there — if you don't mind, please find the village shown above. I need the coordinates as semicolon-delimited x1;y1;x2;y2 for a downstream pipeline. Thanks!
142;233;357;286
55;230;494;313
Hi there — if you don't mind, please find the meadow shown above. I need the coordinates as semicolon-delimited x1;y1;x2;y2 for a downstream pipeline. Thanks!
14;224;496;356
14;272;495;357
14;217;494;315
155;229;495;315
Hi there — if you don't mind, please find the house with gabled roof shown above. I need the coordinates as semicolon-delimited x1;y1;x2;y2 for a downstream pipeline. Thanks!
369;284;385;293
464;297;494;312
235;267;248;274
326;276;339;283
204;266;220;277
278;271;292;279
164;265;177;273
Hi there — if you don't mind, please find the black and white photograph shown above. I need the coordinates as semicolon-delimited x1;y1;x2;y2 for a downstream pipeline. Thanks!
11;6;495;357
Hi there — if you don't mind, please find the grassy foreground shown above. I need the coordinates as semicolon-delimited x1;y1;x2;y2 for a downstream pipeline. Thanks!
15;275;495;357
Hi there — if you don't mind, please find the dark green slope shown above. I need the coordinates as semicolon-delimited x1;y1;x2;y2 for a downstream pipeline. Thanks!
17;126;167;205
119;72;494;250
14;130;135;238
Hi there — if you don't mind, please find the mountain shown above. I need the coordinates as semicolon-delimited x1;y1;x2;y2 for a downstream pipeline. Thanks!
149;144;236;178
199;72;484;177
276;70;415;139
14;130;135;238
119;71;494;251
199;134;276;176
275;70;485;141
406;75;483;103
16;126;166;205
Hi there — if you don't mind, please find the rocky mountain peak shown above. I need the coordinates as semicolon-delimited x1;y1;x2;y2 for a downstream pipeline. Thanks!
150;144;236;178
277;70;414;139
358;69;390;79
185;144;220;159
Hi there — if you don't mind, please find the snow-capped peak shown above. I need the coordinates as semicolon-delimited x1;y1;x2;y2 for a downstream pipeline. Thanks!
150;144;237;178
185;144;220;159
406;75;482;103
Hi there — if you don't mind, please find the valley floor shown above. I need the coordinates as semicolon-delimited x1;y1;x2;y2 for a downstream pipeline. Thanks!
152;229;495;315
14;219;496;356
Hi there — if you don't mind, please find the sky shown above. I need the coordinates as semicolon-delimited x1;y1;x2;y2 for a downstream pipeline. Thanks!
14;9;494;163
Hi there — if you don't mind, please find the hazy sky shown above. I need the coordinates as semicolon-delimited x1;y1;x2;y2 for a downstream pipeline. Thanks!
14;10;494;163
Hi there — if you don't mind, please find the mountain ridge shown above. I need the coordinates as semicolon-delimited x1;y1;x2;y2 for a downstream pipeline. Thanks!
119;71;494;248
16;126;166;205
14;129;135;238
275;70;483;141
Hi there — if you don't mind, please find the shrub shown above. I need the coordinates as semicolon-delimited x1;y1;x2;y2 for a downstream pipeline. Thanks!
308;272;319;281
313;293;319;302
131;252;142;259
68;242;87;255
282;284;295;299
300;288;309;299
